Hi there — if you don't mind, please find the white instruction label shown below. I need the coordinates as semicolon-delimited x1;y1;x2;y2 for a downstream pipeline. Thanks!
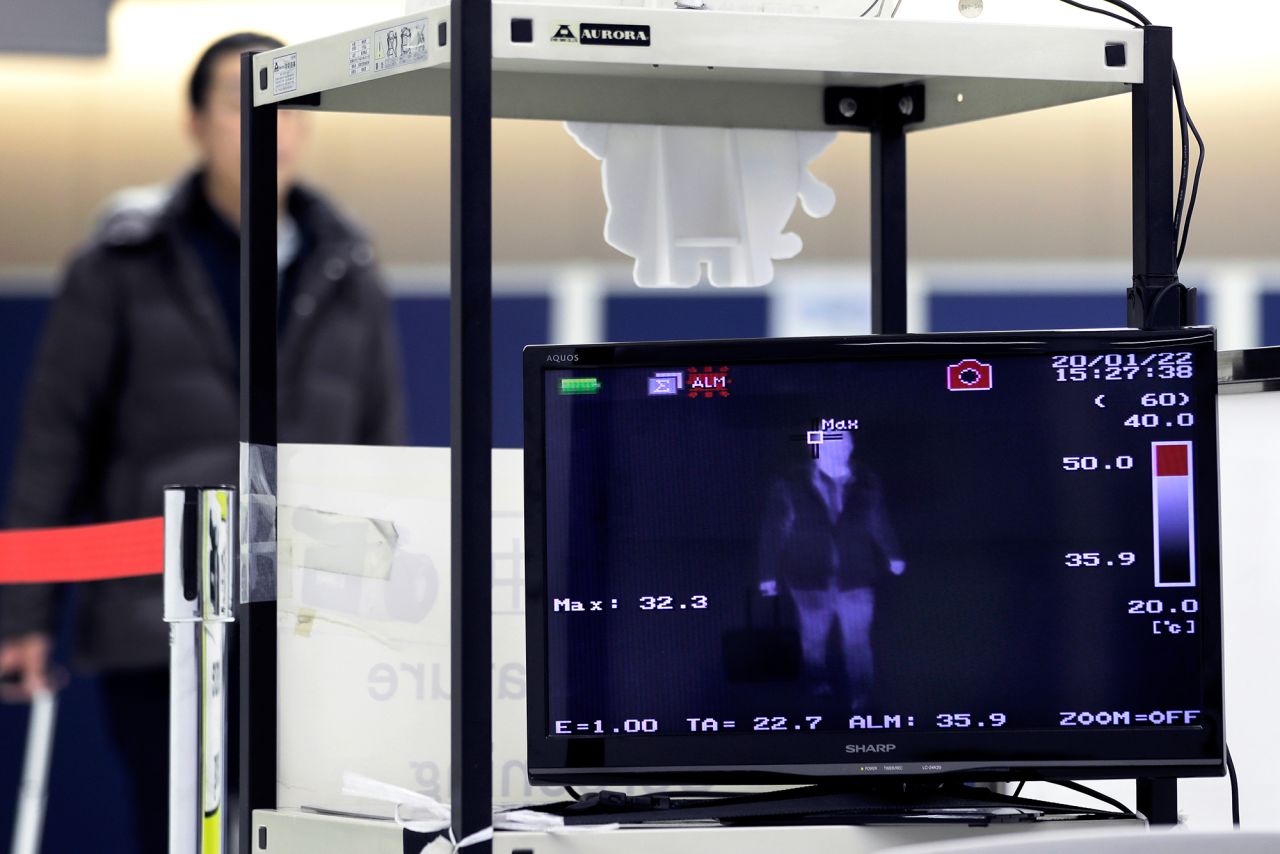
373;18;428;72
272;53;298;95
349;37;371;76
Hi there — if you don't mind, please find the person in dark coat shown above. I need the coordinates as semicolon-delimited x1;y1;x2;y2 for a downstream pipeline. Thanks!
758;430;904;711
0;32;406;852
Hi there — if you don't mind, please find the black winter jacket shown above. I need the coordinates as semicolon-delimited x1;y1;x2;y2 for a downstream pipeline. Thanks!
0;174;406;669
758;463;903;592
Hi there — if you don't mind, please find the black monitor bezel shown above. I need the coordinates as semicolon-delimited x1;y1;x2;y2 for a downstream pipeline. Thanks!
522;328;1224;785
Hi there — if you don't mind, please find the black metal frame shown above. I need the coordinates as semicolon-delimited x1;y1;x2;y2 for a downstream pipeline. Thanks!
1127;26;1196;333
236;3;497;844
823;82;925;335
237;52;278;854
236;15;1194;843
449;0;494;847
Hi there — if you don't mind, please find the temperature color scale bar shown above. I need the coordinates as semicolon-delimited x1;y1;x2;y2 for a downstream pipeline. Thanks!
1152;441;1196;588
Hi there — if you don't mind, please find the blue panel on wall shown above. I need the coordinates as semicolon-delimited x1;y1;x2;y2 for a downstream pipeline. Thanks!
605;295;769;342
1262;293;1280;347
393;297;450;447
929;293;1123;332
393;295;551;448
493;296;552;448
0;298;49;505
928;292;1214;333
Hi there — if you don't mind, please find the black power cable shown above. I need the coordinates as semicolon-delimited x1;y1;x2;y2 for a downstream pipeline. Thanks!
1054;0;1206;270
1056;0;1141;27
1006;781;1138;819
1093;0;1150;25
1050;780;1139;819
1177;100;1205;266
1013;753;1240;827
1172;65;1191;240
1226;743;1241;827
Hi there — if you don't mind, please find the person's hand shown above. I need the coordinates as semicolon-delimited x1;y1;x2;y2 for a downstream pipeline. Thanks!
759;579;779;598
0;633;52;703
889;559;906;576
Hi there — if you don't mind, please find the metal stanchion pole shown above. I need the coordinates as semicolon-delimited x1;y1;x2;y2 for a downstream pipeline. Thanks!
164;486;237;854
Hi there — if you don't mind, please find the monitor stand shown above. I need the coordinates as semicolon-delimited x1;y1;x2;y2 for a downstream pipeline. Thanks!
553;782;1139;828
1137;778;1177;826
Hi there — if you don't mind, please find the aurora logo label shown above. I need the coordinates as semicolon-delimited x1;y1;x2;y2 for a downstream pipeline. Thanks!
552;22;651;46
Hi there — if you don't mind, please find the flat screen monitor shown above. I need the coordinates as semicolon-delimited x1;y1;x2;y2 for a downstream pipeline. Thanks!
523;328;1224;785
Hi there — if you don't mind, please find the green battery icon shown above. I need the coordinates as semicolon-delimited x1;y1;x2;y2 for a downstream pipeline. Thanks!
559;377;602;395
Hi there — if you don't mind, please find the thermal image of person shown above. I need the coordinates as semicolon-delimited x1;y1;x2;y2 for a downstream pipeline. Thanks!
758;429;904;711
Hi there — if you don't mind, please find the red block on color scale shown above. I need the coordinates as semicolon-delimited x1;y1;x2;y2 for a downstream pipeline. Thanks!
1155;444;1189;477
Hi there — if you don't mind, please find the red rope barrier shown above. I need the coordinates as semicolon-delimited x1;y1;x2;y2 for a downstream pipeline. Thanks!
0;518;163;584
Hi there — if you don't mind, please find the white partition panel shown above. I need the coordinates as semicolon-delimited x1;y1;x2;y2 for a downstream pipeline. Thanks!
275;445;558;813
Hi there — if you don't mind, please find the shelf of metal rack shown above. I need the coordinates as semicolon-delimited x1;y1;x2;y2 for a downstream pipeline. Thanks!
249;2;1143;130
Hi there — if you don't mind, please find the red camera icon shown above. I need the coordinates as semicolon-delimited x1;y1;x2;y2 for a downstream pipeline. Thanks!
947;359;993;391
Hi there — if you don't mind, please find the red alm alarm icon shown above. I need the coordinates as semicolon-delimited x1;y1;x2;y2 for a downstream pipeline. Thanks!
687;366;732;398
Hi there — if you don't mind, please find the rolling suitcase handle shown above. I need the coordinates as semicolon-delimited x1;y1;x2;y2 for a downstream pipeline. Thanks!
10;689;57;854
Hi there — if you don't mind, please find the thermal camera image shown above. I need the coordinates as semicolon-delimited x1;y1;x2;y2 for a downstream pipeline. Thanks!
756;430;905;712
541;348;1214;736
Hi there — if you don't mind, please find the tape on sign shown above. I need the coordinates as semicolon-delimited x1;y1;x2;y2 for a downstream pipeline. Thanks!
0;517;163;584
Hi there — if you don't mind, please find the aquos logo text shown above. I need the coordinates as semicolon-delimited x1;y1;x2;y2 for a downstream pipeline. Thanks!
546;354;579;363
845;744;896;754
551;22;652;47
